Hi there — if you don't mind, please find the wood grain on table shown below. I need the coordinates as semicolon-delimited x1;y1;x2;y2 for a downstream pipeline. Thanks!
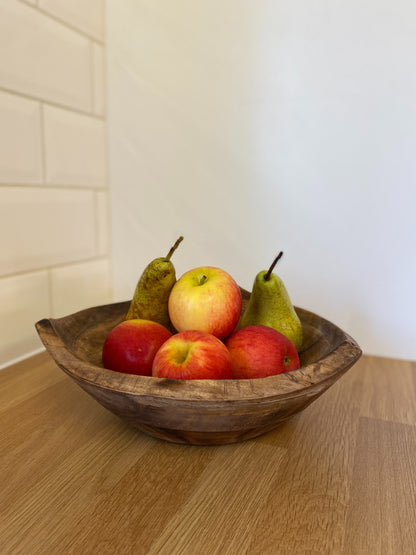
1;351;415;554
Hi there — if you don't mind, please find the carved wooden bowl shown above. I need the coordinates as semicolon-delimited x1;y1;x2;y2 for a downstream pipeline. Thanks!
35;289;361;445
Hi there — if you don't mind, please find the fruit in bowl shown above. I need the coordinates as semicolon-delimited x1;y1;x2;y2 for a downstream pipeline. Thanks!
35;290;362;445
225;325;300;379
101;247;306;381
102;319;172;376
238;252;303;351
125;236;183;330
168;266;242;340
152;330;233;380
34;239;362;444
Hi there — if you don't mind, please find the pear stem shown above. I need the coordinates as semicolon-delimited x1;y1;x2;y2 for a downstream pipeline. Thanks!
165;236;184;260
264;251;283;281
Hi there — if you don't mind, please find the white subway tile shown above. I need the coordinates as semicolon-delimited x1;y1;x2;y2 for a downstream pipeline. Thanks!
92;42;106;116
0;270;50;368
50;258;112;317
44;105;107;187
0;0;91;111
0;90;43;184
96;190;110;256
39;0;105;41
0;187;96;276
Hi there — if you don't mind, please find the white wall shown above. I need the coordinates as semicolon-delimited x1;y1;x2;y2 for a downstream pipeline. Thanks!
0;0;112;369
107;0;416;361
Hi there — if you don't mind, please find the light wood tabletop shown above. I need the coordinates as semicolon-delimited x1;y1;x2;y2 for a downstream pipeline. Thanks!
1;350;415;554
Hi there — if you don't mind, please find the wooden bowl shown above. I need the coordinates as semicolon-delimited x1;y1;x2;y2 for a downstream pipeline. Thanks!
35;289;362;445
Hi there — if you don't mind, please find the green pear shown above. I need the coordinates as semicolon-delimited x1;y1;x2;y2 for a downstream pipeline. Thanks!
239;252;303;351
125;236;183;330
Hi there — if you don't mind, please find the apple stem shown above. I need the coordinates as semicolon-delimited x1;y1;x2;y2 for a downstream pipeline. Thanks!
264;251;283;281
199;274;208;286
165;236;184;260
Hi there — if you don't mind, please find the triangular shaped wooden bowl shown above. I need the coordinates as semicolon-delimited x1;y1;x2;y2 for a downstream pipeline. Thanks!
36;289;361;445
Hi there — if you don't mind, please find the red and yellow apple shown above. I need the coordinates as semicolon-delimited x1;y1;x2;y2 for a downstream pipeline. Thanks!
168;266;242;340
102;319;172;376
152;329;233;380
225;325;300;379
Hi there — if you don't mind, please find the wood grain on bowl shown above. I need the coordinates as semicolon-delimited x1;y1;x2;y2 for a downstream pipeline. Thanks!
35;289;362;445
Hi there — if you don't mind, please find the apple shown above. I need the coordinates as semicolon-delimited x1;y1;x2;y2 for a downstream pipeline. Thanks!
168;266;242;340
152;329;233;380
102;319;172;376
225;325;300;379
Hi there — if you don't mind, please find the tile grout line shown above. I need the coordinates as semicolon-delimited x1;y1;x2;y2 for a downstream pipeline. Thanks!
0;86;105;122
0;183;108;192
94;191;100;258
16;0;105;46
0;256;111;282
39;102;47;185
47;266;54;318
90;41;96;116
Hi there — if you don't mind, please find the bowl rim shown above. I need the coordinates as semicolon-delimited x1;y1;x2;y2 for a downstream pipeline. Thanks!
36;301;362;403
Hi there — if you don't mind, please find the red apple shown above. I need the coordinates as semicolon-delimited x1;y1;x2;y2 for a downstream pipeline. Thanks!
168;266;242;340
102;319;172;376
225;325;300;379
152;329;233;380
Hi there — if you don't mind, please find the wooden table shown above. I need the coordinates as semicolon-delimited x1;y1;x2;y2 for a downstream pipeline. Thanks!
1;351;415;554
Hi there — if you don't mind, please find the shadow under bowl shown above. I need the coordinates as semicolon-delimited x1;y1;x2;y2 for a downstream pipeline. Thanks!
36;289;362;445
